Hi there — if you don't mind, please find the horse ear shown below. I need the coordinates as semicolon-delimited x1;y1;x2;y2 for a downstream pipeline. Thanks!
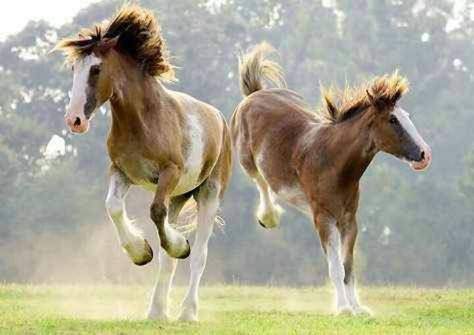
366;90;376;105
324;96;338;120
391;90;402;105
94;36;119;56
366;89;391;111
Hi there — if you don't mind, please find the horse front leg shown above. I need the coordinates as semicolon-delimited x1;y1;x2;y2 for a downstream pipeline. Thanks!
105;167;153;266
341;217;372;315
315;212;353;315
147;193;191;320
146;248;177;320
150;164;191;259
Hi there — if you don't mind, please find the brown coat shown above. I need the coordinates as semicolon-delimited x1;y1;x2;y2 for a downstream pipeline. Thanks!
231;43;431;314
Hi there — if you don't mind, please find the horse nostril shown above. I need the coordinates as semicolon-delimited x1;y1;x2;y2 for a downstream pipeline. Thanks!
420;151;425;160
74;117;81;127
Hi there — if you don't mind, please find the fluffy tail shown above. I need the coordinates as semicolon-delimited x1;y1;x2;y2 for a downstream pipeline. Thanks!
238;42;286;97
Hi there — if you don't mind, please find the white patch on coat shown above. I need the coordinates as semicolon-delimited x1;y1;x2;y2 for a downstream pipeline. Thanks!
326;225;351;312
172;113;205;196
69;55;101;117
393;108;425;148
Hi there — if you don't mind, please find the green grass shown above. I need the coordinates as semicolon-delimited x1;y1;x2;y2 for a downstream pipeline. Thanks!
0;285;473;334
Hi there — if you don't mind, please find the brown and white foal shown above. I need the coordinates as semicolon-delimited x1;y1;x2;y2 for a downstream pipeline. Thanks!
231;44;431;315
55;5;231;321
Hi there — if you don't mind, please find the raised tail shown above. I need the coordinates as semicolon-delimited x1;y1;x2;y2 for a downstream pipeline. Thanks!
238;42;286;97
172;199;224;235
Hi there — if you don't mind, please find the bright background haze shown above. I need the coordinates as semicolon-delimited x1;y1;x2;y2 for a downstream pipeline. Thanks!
0;0;100;41
1;0;474;287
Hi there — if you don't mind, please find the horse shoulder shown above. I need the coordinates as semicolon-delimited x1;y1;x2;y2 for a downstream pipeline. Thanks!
167;91;224;195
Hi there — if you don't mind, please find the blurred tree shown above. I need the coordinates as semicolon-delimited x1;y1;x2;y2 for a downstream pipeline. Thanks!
0;0;474;285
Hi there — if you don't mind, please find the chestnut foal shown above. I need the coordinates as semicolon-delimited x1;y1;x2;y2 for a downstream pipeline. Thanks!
55;5;231;321
231;44;431;315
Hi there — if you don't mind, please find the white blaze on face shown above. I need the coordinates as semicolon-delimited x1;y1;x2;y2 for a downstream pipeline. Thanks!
393;108;419;143
65;55;102;133
393;107;432;171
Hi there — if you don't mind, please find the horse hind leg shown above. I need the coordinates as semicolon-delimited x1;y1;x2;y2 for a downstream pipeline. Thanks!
179;179;221;322
254;173;283;229
235;122;282;229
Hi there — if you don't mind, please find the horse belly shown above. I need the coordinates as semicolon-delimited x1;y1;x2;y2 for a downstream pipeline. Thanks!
118;157;158;191
276;185;312;216
172;167;203;196
115;111;217;196
255;149;310;214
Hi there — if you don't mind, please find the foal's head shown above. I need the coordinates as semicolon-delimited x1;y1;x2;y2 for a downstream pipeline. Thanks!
323;73;431;171
54;4;174;133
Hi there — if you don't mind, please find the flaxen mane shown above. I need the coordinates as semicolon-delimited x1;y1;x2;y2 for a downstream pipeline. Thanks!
319;72;409;124
54;4;175;79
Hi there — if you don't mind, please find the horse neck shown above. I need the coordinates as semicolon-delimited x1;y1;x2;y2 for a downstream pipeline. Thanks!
108;58;170;138
324;112;377;183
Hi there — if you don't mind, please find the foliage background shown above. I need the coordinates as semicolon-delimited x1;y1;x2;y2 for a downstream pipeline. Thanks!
0;0;473;286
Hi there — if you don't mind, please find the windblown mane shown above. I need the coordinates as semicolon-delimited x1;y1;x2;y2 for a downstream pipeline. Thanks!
318;72;409;124
54;4;175;79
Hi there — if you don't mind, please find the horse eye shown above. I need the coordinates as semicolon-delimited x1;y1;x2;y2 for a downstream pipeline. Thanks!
389;116;397;124
90;66;101;76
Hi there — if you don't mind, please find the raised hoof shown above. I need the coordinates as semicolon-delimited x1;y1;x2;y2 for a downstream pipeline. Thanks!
256;205;282;229
176;239;191;259
125;239;154;266
178;311;198;322
146;310;170;321
336;305;355;316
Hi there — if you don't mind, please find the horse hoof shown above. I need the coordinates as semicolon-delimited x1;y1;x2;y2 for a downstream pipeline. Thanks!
256;206;282;229
125;239;154;266
353;306;373;316
176;239;191;259
146;309;170;321
336;305;354;316
134;243;154;266
178;311;198;322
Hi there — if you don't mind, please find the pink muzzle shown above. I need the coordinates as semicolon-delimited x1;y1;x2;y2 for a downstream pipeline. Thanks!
65;110;89;134
410;144;432;171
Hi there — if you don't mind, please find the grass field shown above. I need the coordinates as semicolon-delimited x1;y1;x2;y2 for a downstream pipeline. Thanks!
0;285;473;334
